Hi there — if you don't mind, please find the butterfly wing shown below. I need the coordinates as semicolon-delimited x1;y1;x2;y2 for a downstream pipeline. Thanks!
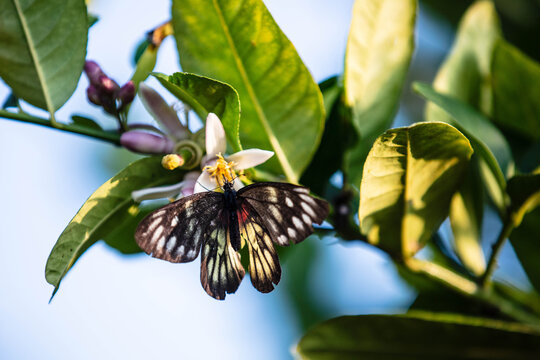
200;211;245;299
238;202;281;293
135;191;245;300
135;192;223;263
237;182;329;246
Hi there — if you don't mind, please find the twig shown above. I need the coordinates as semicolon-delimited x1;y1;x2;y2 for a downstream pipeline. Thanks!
481;216;515;288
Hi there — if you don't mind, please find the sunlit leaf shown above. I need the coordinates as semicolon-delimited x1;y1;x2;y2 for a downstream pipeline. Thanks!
492;40;540;141
45;157;185;298
171;0;324;182
414;82;511;216
449;157;486;276
426;1;500;123
343;0;416;187
359;122;473;257
297;312;540;359
0;0;88;114
153;72;241;152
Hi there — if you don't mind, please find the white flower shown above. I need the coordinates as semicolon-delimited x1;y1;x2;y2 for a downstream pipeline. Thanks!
131;113;273;202
193;113;273;193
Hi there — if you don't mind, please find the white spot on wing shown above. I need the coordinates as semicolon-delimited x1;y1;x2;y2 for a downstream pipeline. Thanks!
301;202;316;218
166;236;177;252
170;216;179;227
151;226;164;243
302;213;312;225
285;197;294;207
177;245;185;256
287;227;297;238
277;234;288;245
148;218;161;232
156;236;166;251
292;216;304;231
300;193;318;207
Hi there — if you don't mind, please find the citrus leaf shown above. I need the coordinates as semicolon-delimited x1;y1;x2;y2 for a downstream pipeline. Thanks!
426;1;500;123
153;72;241;153
492;40;540;141
414;82;511;216
71;115;102;131
45;157;185;298
0;0;88;114
297;312;540;360
171;0;324;182
511;207;540;292
343;0;416;187
359;122;473;257
449;157;486;276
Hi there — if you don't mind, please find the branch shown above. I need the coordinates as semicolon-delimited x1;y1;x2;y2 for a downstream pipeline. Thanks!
0;109;121;145
481;215;515;288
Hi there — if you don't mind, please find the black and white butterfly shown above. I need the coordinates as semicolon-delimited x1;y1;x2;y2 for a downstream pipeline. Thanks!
135;180;329;300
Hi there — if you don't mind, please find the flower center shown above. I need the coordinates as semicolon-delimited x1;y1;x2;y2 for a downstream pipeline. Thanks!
203;153;236;188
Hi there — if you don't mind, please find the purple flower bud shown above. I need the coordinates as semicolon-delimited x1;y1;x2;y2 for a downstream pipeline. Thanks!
120;131;175;154
86;85;101;106
117;81;136;110
98;75;120;94
84;60;106;86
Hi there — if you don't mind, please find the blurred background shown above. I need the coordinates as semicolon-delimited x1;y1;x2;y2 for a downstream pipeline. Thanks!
1;0;538;359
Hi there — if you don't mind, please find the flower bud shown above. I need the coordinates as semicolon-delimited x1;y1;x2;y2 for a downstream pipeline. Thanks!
117;81;136;110
161;154;185;170
86;85;101;106
98;75;120;94
120;131;175;154
84;60;106;86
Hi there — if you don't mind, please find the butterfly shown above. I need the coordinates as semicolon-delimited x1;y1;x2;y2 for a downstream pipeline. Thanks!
135;179;329;300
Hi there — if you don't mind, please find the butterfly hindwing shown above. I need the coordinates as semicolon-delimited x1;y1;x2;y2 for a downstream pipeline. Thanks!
135;192;223;263
237;182;329;246
200;211;245;299
238;202;281;293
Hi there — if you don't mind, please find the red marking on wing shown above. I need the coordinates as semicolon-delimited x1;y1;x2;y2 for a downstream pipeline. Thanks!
237;205;249;225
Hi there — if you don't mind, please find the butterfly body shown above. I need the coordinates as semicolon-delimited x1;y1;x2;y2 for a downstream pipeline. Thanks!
135;180;329;299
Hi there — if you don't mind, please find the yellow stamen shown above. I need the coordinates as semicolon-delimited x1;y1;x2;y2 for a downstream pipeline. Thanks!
162;154;184;170
203;153;236;187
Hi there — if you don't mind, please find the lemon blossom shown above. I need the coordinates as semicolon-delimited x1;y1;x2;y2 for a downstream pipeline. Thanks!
193;113;274;193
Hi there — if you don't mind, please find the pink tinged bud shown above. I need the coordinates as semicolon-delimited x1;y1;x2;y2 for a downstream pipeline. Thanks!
139;83;187;140
84;60;106;85
117;81;136;110
99;75;120;94
120;131;175;154
86;85;101;106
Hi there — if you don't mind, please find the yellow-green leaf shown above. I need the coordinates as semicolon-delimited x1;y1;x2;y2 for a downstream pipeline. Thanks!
171;0;324;182
359;122;473;257
343;0;416;187
426;1;500;123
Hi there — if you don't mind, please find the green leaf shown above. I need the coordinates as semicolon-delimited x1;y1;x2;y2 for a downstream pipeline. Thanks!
511;207;540;293
413;82;511;216
426;1;500;123
343;0;416;187
449;157;486;276
131;44;157;88
87;13;98;28
492;40;540;141
359;122;473;257
71;115;103;131
0;0;88;115
507;171;540;227
297;312;540;359
153;72;242;152
45;157;185;297
301;77;356;196
2;92;19;109
171;0;324;182
103;203;166;254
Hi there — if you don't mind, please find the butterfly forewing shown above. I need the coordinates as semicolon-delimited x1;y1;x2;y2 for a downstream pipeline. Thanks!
237;182;329;246
135;192;222;263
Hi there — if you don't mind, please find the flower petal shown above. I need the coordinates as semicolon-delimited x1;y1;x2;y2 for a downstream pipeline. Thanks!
120;131;175;154
205;113;227;156
194;171;216;193
132;182;185;202
139;83;187;140
227;149;274;170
